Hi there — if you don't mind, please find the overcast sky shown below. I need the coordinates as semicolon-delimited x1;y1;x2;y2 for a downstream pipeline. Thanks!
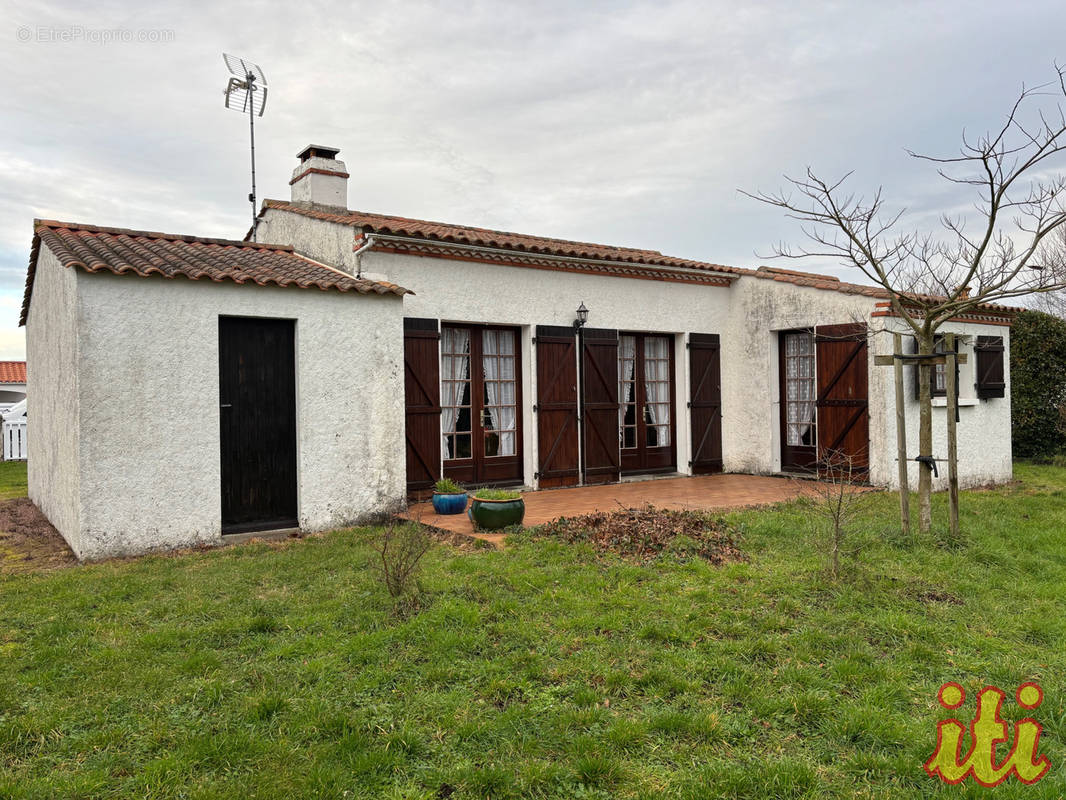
1;0;1063;359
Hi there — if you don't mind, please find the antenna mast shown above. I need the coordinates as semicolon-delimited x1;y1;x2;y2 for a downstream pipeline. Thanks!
222;54;268;240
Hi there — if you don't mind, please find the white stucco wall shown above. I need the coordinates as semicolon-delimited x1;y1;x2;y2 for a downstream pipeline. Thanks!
364;249;734;486
871;319;1012;490
25;248;82;553
724;275;886;476
45;266;405;560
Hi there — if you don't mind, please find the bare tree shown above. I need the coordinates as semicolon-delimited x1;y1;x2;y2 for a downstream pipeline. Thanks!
747;66;1066;532
796;450;870;579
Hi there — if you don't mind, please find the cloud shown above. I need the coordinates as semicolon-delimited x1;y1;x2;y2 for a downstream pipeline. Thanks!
1;0;1065;361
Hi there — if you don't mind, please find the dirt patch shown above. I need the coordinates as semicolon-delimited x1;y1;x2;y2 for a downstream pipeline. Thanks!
533;505;745;564
0;497;77;575
912;587;964;606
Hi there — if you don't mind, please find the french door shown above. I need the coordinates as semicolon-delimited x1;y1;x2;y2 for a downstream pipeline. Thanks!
779;329;818;472
618;333;676;474
441;324;523;486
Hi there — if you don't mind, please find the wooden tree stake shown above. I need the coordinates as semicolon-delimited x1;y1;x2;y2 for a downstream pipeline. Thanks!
892;333;911;536
945;333;960;538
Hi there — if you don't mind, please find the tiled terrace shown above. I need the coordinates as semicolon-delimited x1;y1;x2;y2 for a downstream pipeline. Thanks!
402;473;832;546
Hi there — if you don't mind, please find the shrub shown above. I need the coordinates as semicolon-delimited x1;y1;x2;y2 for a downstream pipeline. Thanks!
1010;310;1066;458
372;523;431;606
433;478;465;494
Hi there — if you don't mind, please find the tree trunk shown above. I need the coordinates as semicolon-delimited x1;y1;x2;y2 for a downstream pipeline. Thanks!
917;330;934;533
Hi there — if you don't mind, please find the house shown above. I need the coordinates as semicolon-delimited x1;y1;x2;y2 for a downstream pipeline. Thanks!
21;144;1015;559
21;221;408;559
0;361;27;414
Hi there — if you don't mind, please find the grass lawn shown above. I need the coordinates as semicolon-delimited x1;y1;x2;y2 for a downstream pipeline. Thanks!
0;461;27;501
1;465;1064;798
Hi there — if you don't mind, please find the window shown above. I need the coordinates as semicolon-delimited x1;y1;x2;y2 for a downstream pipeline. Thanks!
441;328;472;459
481;329;518;457
913;334;960;401
783;331;816;447
932;336;948;397
643;336;671;447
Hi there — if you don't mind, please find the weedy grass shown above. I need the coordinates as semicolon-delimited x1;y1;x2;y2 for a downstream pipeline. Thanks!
0;463;1064;798
0;461;27;501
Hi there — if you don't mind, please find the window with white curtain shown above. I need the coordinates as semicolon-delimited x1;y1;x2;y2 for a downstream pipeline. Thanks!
441;328;471;459
482;329;517;457
784;332;816;447
644;336;671;447
619;335;637;448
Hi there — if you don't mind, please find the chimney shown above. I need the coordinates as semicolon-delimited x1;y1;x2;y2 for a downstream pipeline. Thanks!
290;144;348;210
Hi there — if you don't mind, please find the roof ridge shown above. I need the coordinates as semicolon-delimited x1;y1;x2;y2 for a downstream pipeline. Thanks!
263;200;668;257
34;220;294;252
262;200;746;275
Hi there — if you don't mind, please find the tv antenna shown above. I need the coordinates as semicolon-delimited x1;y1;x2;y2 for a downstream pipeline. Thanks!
222;53;268;239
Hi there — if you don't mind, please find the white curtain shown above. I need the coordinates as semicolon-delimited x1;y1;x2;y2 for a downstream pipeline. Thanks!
483;330;501;445
498;333;516;455
785;333;815;445
619;335;637;437
644;337;670;446
441;328;470;456
482;330;516;456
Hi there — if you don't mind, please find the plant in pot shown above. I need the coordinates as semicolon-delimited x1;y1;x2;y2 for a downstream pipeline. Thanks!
469;488;525;530
431;478;468;515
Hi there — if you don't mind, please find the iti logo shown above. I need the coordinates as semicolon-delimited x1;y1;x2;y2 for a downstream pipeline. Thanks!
924;682;1051;786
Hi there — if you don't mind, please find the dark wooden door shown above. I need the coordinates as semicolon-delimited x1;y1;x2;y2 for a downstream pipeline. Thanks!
815;323;869;476
219;316;298;534
581;328;620;484
535;326;579;488
619;333;676;474
441;324;523;487
689;333;723;474
404;318;441;497
779;330;818;472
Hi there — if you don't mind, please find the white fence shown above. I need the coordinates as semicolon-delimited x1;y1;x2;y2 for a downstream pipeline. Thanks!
3;420;27;461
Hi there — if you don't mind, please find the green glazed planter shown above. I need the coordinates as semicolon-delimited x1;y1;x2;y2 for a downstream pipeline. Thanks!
469;497;525;530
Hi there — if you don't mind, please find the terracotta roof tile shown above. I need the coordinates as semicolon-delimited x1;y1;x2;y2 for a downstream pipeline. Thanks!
0;362;26;383
751;266;1022;314
21;221;410;326
262;199;744;275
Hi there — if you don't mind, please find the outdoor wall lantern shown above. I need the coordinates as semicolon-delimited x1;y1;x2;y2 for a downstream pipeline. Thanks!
573;301;589;330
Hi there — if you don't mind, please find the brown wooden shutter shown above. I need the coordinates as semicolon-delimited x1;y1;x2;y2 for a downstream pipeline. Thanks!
975;335;1005;399
535;326;579;487
688;333;723;474
404;318;441;496
814;323;869;476
581;328;620;484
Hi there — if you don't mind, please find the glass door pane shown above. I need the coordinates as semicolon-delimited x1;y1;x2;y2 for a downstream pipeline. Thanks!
619;335;637;449
482;329;517;457
784;332;816;447
441;328;472;459
644;336;671;447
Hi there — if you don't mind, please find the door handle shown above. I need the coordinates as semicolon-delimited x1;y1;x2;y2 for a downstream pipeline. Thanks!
220;403;233;408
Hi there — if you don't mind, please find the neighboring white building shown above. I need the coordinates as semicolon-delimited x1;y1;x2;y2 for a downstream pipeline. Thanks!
0;361;27;415
21;144;1016;558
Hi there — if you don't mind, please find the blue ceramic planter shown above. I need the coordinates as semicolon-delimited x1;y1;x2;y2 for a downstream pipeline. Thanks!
431;492;469;515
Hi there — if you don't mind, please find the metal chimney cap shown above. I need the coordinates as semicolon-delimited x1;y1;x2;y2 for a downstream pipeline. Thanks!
297;144;341;162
